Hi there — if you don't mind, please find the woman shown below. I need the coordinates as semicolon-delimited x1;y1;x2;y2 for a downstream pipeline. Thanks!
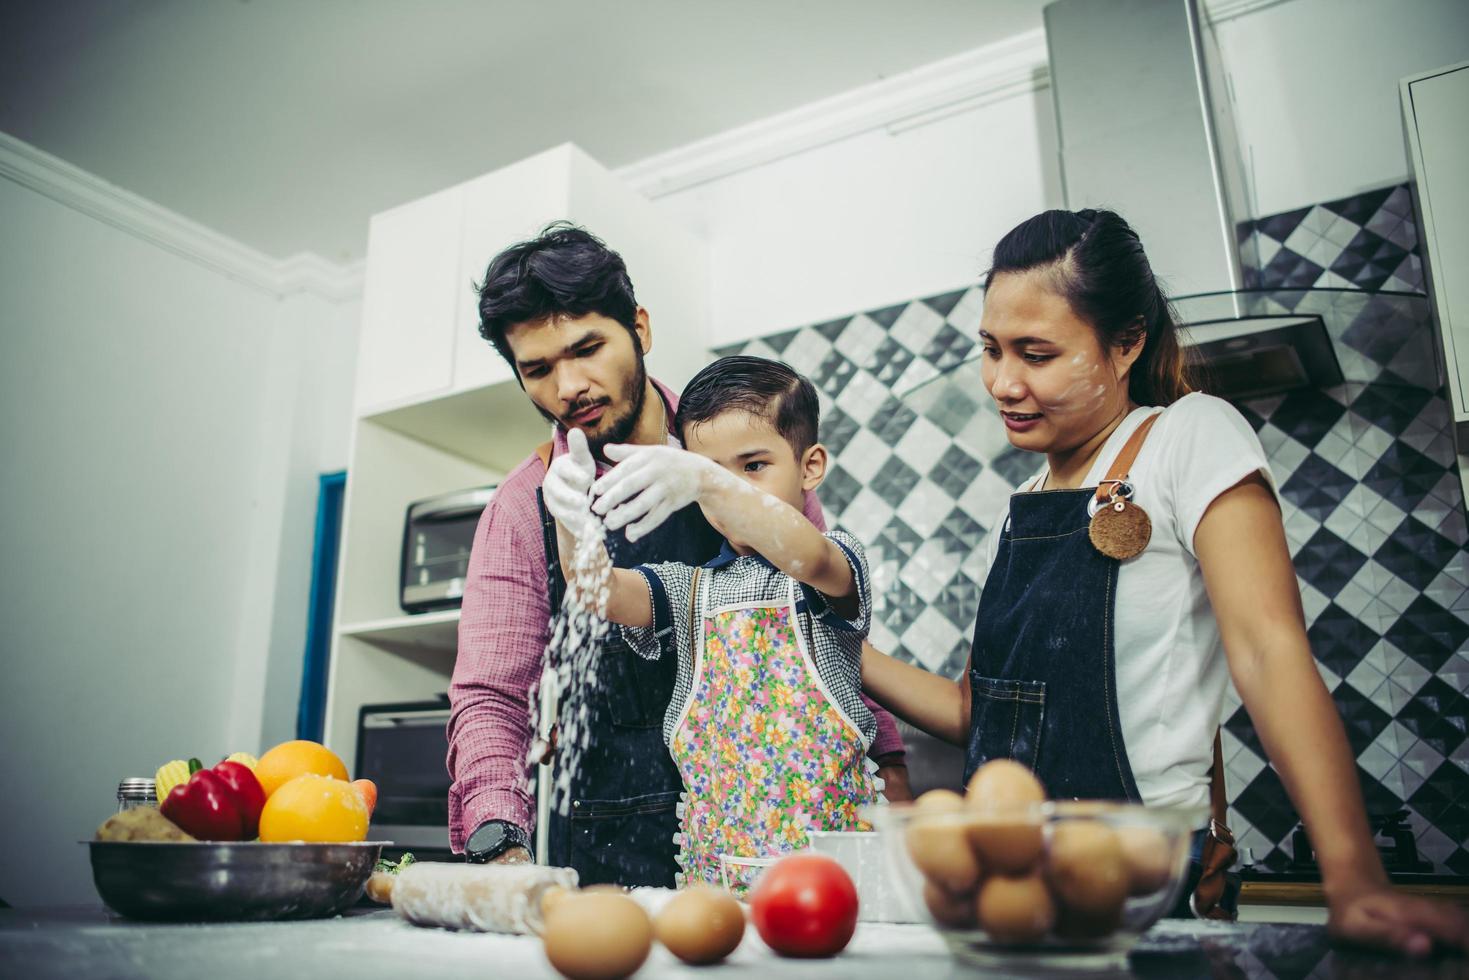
863;208;1467;955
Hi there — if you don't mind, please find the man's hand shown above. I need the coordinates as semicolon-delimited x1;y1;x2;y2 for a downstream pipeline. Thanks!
543;428;597;536
491;846;532;866
1328;886;1469;957
591;444;717;542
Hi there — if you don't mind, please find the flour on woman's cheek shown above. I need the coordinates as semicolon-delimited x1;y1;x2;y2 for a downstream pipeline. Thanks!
1036;352;1111;417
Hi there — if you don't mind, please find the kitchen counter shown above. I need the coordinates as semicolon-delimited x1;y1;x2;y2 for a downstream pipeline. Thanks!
3;906;1465;979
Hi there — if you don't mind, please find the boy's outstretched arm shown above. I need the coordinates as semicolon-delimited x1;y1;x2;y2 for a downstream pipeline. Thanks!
589;444;854;604
543;429;653;628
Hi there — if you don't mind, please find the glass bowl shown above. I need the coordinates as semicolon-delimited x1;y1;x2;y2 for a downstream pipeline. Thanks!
717;853;778;901
864;800;1206;972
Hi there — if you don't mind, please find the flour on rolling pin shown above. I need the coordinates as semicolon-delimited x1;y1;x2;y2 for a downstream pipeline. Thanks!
392;862;578;935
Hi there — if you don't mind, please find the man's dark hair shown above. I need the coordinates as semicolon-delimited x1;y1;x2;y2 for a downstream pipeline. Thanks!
675;356;820;455
476;222;639;371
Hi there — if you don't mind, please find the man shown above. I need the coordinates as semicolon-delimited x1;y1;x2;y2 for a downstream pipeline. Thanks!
447;222;909;883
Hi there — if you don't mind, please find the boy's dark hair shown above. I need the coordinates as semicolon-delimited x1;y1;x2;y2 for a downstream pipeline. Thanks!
676;356;820;455
475;222;639;371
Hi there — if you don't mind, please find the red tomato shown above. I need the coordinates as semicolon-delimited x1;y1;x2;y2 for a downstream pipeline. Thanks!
749;854;859;958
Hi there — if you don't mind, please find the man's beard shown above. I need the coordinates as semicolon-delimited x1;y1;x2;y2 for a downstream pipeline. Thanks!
538;347;649;457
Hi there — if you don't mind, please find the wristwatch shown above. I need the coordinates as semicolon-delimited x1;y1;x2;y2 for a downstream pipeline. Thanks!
466;819;534;863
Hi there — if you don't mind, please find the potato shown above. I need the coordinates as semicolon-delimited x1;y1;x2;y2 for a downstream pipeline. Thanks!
95;807;194;842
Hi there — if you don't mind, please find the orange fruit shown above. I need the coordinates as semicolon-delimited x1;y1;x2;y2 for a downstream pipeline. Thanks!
254;740;349;798
258;774;369;843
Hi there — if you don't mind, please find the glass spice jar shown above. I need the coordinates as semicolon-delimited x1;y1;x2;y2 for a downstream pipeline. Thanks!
116;778;157;813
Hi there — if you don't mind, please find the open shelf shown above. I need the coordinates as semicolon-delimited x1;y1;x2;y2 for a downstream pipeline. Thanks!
339;609;461;656
365;379;551;472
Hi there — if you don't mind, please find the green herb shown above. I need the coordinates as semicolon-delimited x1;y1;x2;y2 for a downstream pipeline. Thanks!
374;852;417;874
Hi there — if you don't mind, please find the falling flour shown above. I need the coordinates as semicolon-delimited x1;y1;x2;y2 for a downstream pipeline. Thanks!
524;431;614;819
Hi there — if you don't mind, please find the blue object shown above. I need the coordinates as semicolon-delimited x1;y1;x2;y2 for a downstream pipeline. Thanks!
297;471;347;742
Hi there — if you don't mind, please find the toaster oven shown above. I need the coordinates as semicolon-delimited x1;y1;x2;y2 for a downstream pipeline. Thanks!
400;486;495;614
355;697;454;857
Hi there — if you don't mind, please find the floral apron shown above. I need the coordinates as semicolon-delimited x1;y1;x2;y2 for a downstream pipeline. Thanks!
671;577;875;894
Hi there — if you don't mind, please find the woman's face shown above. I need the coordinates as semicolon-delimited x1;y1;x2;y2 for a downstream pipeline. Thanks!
979;270;1135;455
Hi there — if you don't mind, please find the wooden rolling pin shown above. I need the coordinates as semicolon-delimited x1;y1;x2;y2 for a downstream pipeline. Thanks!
391;862;579;935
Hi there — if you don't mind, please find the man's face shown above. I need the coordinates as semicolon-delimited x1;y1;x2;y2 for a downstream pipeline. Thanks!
504;311;651;454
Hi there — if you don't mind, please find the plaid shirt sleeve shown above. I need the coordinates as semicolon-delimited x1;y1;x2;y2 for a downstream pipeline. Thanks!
446;462;550;851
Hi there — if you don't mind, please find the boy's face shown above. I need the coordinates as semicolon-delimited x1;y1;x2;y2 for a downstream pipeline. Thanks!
681;410;827;542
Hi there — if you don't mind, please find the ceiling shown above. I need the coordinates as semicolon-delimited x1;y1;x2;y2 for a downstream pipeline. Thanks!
1;0;1049;263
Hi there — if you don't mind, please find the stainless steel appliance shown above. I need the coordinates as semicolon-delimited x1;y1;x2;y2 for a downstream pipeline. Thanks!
400;486;495;614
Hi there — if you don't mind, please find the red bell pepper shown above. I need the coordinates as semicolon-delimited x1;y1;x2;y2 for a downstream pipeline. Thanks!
212;761;266;838
159;760;268;841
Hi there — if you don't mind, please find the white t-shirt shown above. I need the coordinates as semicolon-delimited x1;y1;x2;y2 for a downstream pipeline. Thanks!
985;393;1277;811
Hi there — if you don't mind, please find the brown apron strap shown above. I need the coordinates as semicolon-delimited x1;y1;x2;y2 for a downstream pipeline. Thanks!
1210;729;1228;826
534;440;554;472
1094;411;1162;506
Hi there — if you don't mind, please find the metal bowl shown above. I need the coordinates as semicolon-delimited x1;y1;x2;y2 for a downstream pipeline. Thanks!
86;840;388;921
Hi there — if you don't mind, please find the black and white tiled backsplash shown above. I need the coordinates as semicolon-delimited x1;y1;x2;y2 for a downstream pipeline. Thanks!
713;183;1469;876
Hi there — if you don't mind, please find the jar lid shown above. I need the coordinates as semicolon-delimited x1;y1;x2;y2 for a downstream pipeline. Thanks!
117;778;157;800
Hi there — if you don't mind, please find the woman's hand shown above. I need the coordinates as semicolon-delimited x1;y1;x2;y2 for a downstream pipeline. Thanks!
1328;884;1469;957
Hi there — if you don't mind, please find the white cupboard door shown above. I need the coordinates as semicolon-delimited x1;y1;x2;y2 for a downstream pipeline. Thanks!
355;187;465;412
453;154;571;392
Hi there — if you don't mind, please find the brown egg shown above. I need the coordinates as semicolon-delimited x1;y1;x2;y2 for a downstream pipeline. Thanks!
1046;821;1128;932
963;760;1046;873
976;871;1056;945
965;759;1046;810
1116;825;1173;896
542;891;653;980
653;886;745;965
905;811;983;893
922;880;977;929
541;884;625;922
914;789;965;812
965;814;1046;876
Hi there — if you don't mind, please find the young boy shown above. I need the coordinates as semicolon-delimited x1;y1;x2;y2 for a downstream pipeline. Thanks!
542;356;878;890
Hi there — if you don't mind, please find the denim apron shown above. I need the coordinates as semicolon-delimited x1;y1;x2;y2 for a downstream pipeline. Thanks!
964;485;1141;803
966;480;1238;917
537;493;722;887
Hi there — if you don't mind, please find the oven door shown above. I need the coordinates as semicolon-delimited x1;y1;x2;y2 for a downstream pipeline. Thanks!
356;701;453;855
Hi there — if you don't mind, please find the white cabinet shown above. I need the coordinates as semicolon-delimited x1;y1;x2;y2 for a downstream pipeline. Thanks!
325;144;710;774
452;149;576;392
1403;61;1469;450
354;186;465;412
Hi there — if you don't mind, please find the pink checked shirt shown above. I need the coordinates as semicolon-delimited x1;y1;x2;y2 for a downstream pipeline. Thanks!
446;379;905;851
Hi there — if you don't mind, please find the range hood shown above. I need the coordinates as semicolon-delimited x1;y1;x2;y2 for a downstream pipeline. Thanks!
1043;0;1348;399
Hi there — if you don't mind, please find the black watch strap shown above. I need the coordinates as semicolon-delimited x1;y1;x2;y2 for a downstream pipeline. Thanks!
465;819;533;863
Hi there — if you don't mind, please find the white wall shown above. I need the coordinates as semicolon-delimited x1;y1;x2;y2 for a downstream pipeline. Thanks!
648;75;1059;348
1216;0;1469;218
641;0;1467;349
0;163;358;906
